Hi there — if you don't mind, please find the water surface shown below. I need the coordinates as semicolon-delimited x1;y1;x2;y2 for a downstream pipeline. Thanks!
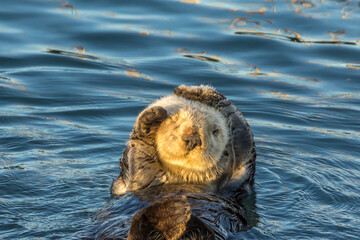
0;0;359;239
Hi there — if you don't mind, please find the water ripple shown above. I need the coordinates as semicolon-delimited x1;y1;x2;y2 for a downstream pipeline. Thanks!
1;0;360;239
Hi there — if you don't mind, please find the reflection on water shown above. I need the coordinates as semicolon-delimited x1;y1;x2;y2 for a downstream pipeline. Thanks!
0;0;359;239
125;69;153;81
46;48;97;61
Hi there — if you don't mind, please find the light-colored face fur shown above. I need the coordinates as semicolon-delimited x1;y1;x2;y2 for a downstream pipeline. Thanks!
153;96;229;182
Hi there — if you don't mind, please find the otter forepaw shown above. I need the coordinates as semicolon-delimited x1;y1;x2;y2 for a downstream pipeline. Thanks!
128;196;191;240
110;176;127;196
135;106;168;137
142;106;168;125
174;84;225;107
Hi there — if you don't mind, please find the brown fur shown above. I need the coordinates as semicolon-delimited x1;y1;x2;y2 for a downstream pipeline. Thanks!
111;85;256;196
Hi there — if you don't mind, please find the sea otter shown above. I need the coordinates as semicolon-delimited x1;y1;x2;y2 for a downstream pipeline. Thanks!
111;85;255;196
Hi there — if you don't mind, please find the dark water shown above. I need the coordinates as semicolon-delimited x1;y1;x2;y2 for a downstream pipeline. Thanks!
0;0;359;239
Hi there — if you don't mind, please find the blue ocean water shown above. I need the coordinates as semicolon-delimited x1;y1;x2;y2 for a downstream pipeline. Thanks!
0;0;359;239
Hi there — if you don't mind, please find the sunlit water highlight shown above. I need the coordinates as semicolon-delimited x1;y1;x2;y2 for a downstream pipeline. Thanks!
0;0;359;239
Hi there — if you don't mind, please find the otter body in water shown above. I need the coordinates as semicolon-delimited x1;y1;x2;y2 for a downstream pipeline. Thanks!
111;85;256;196
81;86;256;239
82;184;253;240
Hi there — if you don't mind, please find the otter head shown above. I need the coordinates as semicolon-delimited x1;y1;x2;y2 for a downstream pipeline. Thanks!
155;105;229;181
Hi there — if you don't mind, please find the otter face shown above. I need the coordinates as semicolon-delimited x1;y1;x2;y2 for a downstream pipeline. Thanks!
155;105;229;181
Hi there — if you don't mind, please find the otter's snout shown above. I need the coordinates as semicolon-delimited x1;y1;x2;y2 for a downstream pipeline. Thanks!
183;132;202;151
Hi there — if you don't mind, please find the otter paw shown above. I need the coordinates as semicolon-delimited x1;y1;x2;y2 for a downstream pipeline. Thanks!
110;176;127;196
128;196;191;240
174;84;225;107
136;106;168;136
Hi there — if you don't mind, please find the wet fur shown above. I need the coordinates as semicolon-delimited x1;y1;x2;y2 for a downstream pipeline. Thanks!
152;96;229;182
111;85;256;195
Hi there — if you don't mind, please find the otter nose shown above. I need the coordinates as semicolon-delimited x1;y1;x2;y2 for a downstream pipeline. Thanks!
183;132;202;151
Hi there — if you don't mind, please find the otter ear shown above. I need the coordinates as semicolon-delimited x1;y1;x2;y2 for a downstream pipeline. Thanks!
174;85;225;107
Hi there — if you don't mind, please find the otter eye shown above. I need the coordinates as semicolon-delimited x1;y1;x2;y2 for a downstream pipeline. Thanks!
212;129;220;136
